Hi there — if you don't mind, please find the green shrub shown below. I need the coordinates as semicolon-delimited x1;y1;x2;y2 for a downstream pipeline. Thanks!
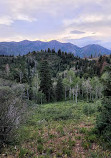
82;140;91;150
48;134;56;139
68;137;76;148
87;135;97;143
19;148;34;158
79;127;88;134
56;152;62;157
57;126;65;136
37;136;43;143
75;136;81;140
83;104;97;116
19;148;27;158
46;148;54;154
62;147;72;156
37;144;44;154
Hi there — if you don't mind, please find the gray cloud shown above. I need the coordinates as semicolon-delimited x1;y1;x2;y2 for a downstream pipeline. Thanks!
70;30;85;34
64;36;101;47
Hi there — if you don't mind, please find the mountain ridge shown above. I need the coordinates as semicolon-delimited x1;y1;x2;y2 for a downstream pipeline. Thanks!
0;40;111;57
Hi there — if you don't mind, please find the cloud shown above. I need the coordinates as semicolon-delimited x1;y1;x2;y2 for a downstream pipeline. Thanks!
0;16;13;25
63;15;111;27
15;14;37;22
0;15;37;26
70;30;85;34
0;1;38;26
65;36;101;47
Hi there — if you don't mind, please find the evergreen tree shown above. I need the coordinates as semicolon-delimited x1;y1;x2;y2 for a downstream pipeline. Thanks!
39;60;53;102
56;76;64;101
96;66;111;143
58;49;62;56
27;59;33;100
48;48;51;53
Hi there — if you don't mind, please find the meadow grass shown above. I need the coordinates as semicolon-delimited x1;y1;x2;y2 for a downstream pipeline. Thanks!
2;100;111;158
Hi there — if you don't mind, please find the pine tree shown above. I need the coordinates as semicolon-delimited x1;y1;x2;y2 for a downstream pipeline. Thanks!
96;66;111;143
56;76;64;101
39;60;53;102
58;49;62;56
27;59;33;100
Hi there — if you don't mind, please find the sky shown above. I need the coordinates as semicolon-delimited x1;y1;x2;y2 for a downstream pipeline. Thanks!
0;0;111;49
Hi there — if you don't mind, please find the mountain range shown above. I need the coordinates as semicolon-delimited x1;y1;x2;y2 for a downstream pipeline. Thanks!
0;40;111;57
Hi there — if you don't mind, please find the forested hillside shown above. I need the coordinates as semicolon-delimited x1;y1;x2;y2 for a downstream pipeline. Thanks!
0;49;111;157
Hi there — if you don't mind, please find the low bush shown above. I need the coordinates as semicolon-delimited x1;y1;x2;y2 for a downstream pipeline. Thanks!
83;104;97;116
37;144;44;154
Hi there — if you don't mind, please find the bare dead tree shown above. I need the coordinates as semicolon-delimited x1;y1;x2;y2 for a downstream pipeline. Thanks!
0;84;27;152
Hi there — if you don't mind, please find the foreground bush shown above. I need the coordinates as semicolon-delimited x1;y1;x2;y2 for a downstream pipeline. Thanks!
0;82;27;152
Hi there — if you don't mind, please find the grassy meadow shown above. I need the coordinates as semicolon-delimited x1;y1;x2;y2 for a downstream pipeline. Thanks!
1;100;111;158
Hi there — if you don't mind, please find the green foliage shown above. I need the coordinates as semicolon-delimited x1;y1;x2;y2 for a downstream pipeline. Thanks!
82;140;91;150
68;137;76;148
79;127;88;134
83;104;97;116
19;148;28;158
46;147;54;154
56;76;64;101
96;66;111;146
37;136;43;144
19;148;34;158
75;136;81;140
39;60;53;102
37;144;44;154
40;106;73;121
62;147;72;156
56;152;62;157
57;126;65;136
85;134;97;143
87;149;111;158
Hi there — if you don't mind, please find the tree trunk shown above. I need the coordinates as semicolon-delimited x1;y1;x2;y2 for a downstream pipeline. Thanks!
90;91;91;101
69;87;71;99
87;89;88;102
65;87;66;100
72;88;75;101
27;88;29;100
95;86;98;99
76;84;78;103
92;94;94;101
19;71;23;83
82;89;84;98
41;95;42;105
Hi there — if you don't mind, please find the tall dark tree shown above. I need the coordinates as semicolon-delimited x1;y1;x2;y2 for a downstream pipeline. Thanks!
39;60;53;102
96;66;111;143
48;48;51;53
27;58;33;100
56;76;64;101
58;49;62;56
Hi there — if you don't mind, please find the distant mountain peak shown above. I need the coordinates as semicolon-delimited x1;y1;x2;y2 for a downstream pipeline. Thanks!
48;40;61;44
22;40;30;42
